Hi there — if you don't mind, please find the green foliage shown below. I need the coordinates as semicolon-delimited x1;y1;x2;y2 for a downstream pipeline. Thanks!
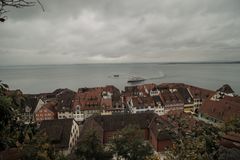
0;82;16;150
75;130;112;160
0;96;13;131
0;82;61;160
55;154;68;160
165;135;217;160
0;82;31;151
223;117;240;133
21;131;56;160
165;116;220;160
145;155;161;160
109;125;154;160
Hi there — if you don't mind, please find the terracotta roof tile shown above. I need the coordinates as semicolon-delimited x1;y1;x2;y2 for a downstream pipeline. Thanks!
199;96;240;122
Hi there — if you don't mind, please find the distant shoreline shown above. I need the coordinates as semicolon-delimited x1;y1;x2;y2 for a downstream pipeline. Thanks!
1;61;240;67
156;61;240;65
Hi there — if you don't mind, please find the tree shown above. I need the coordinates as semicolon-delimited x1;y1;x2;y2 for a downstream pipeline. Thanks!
21;131;56;160
0;94;13;131
75;130;112;160
165;135;216;160
109;125;154;160
0;81;16;150
0;82;66;160
165;116;220;160
145;155;161;160
0;0;44;22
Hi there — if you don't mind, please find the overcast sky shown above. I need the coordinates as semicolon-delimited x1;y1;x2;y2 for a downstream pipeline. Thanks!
0;0;240;65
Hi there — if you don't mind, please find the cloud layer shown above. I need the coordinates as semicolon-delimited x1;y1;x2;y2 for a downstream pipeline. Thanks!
0;0;240;65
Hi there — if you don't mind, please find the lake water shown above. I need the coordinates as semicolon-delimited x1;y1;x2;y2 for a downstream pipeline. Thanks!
0;63;239;94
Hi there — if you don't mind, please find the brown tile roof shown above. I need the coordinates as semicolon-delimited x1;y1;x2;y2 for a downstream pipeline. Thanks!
199;96;240;122
158;83;215;101
104;85;119;93
225;96;240;103
158;83;186;89
131;96;155;108
137;85;146;94
73;88;102;110
144;83;157;91
159;90;183;106
39;119;75;149
92;112;157;131
124;83;157;96
222;133;240;143
131;97;141;107
220;132;240;149
73;85;120;110
177;87;194;104
41;101;58;113
187;85;215;100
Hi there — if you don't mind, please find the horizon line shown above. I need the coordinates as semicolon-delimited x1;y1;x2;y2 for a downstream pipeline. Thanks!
1;60;240;67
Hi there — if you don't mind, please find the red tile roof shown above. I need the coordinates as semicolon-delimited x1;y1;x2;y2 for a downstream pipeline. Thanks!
41;101;58;113
187;85;215;100
73;85;119;111
124;83;157;97
159;90;183;106
200;95;240;122
220;132;240;149
158;83;215;101
131;96;155;108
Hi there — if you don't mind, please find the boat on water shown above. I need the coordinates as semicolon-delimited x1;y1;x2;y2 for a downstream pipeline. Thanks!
127;77;145;83
113;75;119;77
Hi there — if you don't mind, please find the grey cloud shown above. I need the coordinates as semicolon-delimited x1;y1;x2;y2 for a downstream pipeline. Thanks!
0;0;240;65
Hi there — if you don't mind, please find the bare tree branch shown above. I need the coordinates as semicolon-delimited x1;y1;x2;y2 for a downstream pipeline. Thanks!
36;0;44;12
0;0;44;22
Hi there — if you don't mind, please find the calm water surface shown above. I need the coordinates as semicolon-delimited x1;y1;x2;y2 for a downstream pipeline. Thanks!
0;63;239;94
